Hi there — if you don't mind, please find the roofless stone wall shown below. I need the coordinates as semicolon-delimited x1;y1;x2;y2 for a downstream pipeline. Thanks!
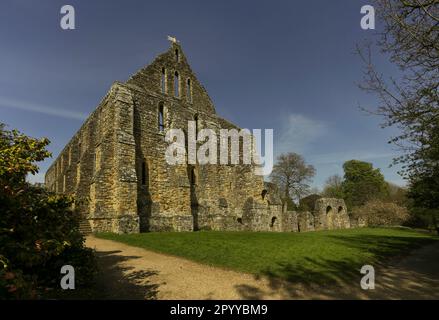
45;42;288;233
45;41;350;234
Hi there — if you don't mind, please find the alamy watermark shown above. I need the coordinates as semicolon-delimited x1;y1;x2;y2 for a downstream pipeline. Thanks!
60;265;75;290
360;5;375;30
360;264;375;290
165;121;273;176
60;5;75;30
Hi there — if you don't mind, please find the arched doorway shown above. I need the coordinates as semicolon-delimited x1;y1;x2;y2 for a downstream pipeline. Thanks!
270;216;277;228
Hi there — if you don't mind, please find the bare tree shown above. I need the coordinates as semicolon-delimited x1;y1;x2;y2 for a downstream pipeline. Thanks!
357;0;439;179
322;174;344;198
270;152;316;203
358;0;439;226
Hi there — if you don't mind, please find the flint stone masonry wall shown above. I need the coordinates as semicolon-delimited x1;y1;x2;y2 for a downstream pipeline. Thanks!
45;43;286;233
45;42;351;234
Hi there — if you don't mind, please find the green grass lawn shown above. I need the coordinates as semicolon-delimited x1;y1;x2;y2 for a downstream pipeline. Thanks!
96;227;438;285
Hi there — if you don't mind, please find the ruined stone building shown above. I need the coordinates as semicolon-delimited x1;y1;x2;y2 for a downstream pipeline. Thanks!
45;40;351;234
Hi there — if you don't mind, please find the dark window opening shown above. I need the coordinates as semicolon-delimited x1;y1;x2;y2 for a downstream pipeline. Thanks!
190;167;196;186
194;114;199;136
270;216;277;227
261;189;268;200
187;78;192;102
174;71;179;97
158;103;165;131
338;206;343;213
326;206;333;215
237;218;243;224
175;49;179;62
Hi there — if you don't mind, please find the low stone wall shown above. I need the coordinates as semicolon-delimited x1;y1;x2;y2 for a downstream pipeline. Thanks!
297;211;315;232
314;198;350;230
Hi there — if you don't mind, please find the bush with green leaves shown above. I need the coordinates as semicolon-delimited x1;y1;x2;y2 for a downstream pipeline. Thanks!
0;124;97;299
351;200;410;228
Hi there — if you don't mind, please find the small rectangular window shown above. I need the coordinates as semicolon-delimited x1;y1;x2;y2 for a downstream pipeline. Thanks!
158;103;165;131
187;78;192;103
174;71;179;97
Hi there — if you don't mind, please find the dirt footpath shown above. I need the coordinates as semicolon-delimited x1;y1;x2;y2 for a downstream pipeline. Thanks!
85;236;439;300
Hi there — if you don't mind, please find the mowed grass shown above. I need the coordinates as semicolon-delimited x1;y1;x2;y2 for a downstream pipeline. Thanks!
96;227;438;285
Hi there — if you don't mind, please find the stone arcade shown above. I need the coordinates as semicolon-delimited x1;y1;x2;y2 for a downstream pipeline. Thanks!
45;40;351;233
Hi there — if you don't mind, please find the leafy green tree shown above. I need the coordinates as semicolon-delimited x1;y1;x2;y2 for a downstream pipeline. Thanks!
0;124;96;299
342;160;389;208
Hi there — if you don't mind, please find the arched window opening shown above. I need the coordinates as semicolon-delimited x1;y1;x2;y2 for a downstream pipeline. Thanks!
237;218;243;224
174;71;180;97
326;206;333;215
194;114;199;136
261;189;268;200
158;103;165;132
175;49;179;62
161;67;166;93
270;216;277;228
186;78;192;102
338;206;343;213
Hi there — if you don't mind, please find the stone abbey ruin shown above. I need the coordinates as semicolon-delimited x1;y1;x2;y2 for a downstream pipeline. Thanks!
45;40;351;233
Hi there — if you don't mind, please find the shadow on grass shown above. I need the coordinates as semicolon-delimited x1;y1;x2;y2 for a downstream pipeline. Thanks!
236;233;439;299
55;250;160;300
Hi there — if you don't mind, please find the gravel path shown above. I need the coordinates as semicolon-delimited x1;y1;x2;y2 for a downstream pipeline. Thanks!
85;236;439;300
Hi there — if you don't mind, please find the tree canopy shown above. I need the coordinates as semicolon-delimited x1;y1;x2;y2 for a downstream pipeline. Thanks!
342;160;389;208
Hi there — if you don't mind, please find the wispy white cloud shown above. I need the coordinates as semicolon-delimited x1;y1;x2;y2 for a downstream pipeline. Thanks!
0;97;87;120
275;113;328;156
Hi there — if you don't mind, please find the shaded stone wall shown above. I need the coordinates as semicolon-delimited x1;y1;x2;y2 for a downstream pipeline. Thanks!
45;84;140;233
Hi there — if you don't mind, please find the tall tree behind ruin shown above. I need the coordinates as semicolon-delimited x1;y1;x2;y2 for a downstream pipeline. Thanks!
270;152;316;204
342;160;389;208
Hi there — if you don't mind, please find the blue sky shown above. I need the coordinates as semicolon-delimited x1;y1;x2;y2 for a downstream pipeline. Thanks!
0;0;406;189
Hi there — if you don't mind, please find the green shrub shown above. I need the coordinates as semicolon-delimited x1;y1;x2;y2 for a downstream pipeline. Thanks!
0;124;97;299
351;200;410;227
